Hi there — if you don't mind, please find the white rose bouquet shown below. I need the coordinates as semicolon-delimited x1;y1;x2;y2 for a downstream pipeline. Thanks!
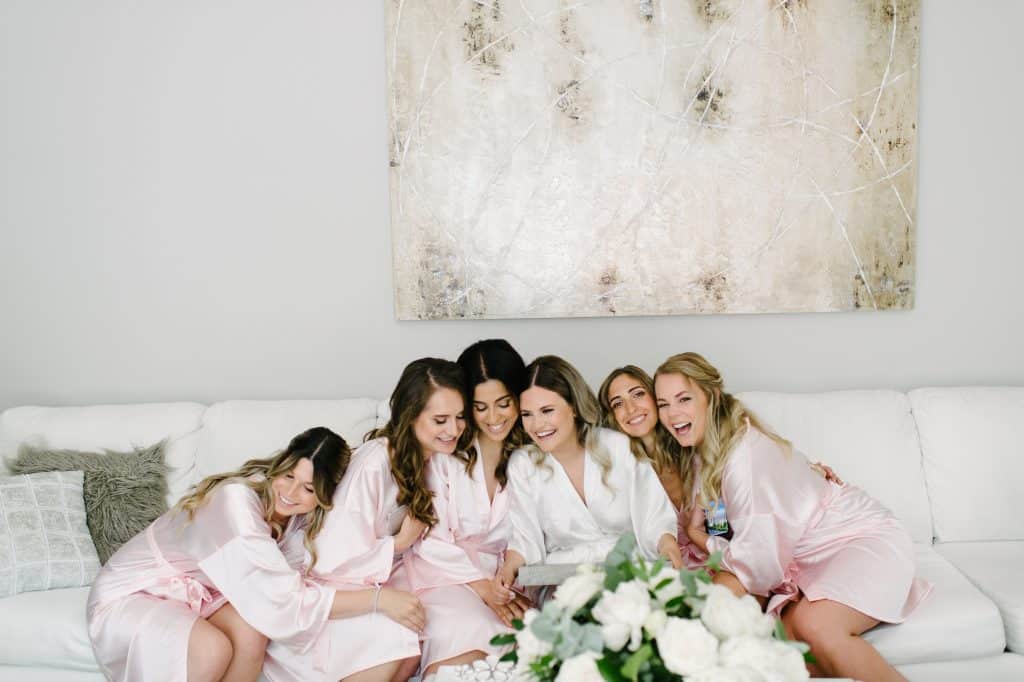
490;534;810;682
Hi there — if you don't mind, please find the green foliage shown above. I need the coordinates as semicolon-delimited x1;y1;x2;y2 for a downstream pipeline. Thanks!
620;643;653;681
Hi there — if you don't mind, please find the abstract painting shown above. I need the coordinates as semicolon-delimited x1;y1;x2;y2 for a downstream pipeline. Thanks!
385;0;919;319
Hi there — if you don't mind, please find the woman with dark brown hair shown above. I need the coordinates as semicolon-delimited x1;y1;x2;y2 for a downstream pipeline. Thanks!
270;358;472;682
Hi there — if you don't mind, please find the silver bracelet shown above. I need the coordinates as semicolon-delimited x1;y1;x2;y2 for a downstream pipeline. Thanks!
372;583;382;614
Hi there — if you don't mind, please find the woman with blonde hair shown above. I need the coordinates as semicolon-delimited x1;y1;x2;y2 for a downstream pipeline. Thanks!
654;352;930;682
88;427;423;682
498;355;681;589
268;357;472;682
599;364;843;567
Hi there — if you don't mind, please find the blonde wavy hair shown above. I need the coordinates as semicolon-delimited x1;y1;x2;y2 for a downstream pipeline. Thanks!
654;352;790;507
175;427;349;570
521;355;613;489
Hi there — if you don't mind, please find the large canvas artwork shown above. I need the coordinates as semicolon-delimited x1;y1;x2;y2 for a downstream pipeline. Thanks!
385;0;919;319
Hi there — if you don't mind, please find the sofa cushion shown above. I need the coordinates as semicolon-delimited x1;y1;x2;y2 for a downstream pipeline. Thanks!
936;541;1024;653
0;586;97;671
736;391;933;543
9;443;168;564
0;471;101;598
195;399;380;482
862;544;1005;664
898;653;1024;682
0;403;204;506
910;387;1024;542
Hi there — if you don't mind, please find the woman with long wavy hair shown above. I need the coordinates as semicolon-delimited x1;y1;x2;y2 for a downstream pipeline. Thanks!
273;358;472;682
402;339;533;678
88;427;422;682
598;364;843;568
498;355;682;590
654;352;930;681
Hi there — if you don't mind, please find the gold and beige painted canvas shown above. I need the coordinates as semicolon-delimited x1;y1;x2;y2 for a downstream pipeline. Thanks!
385;0;919;319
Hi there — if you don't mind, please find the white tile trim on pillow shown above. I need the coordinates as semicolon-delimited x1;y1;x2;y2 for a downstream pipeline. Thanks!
0;470;101;598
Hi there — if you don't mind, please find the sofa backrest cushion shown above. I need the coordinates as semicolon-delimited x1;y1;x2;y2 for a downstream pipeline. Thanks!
736;390;933;543
0;403;204;506
910;387;1024;542
194;399;380;488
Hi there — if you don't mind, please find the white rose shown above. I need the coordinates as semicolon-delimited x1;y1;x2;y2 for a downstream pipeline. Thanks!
719;636;809;682
657;616;719;676
647;563;684;606
555;652;602;682
687;665;767;682
701;585;775;640
553;564;605;614
591;580;652;651
643;609;667;638
515;609;552;664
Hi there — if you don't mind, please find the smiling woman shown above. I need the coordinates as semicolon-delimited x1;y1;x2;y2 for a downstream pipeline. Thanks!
499;355;682;592
266;358;473;682
87;427;415;682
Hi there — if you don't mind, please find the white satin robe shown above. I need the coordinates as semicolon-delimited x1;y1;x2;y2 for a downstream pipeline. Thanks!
400;446;513;669
264;437;420;681
507;427;677;566
86;481;334;682
704;426;932;621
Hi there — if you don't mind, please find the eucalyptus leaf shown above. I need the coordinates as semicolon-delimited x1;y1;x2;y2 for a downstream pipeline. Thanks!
621;643;654;681
597;657;628;682
706;550;723;572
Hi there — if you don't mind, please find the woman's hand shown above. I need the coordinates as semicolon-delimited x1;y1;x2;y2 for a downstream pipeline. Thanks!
376;588;426;633
810;461;844;486
471;578;530;626
497;550;525;590
393;514;427;554
684;506;710;553
657;533;684;569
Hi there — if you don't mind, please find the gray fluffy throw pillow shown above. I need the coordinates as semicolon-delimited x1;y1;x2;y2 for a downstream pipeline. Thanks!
8;442;169;563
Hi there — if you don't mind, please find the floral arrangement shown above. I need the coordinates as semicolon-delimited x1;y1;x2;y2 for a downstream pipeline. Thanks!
492;534;810;682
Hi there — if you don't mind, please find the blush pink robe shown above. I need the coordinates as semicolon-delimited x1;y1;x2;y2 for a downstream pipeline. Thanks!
704;426;932;621
399;446;513;670
86;481;334;682
264;437;420;681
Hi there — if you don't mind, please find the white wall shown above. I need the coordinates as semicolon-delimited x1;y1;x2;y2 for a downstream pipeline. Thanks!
1;1;1021;410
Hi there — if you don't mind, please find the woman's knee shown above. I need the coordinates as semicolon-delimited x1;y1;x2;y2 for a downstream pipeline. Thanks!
188;621;233;680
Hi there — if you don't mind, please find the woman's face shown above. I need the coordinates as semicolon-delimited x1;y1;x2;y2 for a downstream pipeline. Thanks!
413;386;467;457
472;379;517;445
270;457;319;521
519;385;578;456
606;373;658;440
655;372;709;448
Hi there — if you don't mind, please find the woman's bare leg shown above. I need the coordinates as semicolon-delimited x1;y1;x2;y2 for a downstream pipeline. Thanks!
784;597;905;681
186;617;232;682
206;604;269;682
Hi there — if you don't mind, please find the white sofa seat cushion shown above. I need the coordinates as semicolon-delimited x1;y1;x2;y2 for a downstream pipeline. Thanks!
195;399;380;482
936;541;1024;653
736;391;933;543
0;404;205;506
910;387;1024;542
862;545;1005;664
0;586;97;671
898;653;1024;682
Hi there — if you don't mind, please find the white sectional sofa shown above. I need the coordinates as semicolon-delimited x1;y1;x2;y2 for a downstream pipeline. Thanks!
1;388;1021;681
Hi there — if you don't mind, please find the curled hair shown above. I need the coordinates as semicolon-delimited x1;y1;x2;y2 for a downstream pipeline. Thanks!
176;427;349;570
366;357;471;529
521;355;614;488
457;339;528;489
654;352;790;507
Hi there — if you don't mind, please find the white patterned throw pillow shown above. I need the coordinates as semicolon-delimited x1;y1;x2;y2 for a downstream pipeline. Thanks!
0;470;101;597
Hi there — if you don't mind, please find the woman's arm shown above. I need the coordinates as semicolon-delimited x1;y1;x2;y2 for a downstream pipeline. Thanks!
329;588;425;632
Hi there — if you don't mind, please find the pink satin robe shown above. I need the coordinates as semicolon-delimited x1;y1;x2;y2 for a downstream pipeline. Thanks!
264;437;420;681
86;481;334;682
400;447;513;669
703;426;932;621
507;427;678;565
